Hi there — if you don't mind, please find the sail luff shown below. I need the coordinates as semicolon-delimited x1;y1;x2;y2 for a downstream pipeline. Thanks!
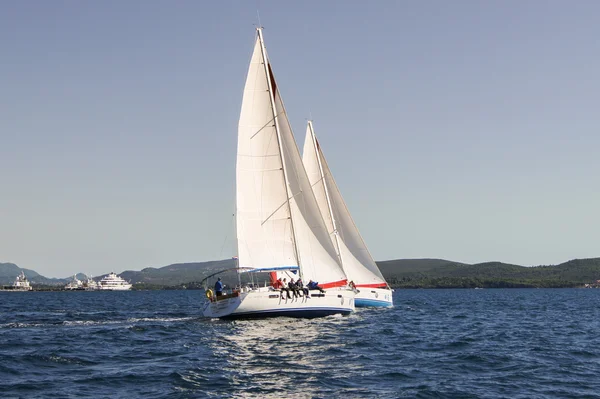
255;28;302;276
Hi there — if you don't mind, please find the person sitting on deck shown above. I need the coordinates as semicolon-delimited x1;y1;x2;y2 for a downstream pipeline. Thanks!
281;278;291;299
214;278;224;297
272;277;284;290
307;280;325;293
296;278;309;298
288;278;299;298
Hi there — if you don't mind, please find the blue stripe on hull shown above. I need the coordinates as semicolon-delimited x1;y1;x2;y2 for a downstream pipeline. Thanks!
222;307;352;320
355;298;393;308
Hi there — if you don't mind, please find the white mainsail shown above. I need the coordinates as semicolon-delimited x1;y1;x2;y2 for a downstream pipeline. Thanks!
236;31;347;287
302;121;388;288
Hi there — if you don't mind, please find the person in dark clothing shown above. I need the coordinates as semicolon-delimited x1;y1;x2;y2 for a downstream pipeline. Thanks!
296;278;309;297
215;277;224;297
288;278;299;298
307;280;325;293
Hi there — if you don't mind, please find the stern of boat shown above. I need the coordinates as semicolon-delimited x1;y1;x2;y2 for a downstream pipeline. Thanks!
355;287;393;308
202;290;245;318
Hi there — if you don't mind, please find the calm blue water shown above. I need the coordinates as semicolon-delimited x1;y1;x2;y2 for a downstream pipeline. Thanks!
1;289;600;398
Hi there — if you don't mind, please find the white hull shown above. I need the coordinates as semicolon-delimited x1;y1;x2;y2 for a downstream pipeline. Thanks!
99;285;132;291
203;286;355;319
0;287;32;292
355;287;393;308
1;272;33;291
98;272;132;291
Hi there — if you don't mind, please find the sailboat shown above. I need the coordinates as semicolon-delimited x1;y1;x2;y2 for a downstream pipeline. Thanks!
302;121;393;307
202;28;355;319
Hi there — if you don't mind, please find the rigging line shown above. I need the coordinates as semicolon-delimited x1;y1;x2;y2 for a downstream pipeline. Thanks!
200;267;255;287
256;8;262;28
260;190;304;226
250;111;283;139
309;175;324;189
219;212;236;259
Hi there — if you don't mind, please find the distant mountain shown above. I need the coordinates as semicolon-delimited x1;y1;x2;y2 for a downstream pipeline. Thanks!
119;259;235;285
0;263;90;285
3;257;600;288
378;258;600;288
1;262;52;285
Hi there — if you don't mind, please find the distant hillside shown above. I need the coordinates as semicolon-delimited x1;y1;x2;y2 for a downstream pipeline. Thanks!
119;259;235;285
378;258;600;288
78;257;600;289
0;260;237;287
0;263;92;285
0;263;58;285
4;257;600;289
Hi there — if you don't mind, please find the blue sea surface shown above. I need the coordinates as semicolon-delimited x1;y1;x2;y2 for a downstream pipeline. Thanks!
1;289;600;398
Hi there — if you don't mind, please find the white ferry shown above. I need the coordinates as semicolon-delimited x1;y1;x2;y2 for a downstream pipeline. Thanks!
0;271;33;291
99;272;132;291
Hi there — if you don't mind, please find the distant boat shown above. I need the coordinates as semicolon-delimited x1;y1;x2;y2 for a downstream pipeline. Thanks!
64;275;84;291
0;271;33;292
99;272;132;291
83;275;101;291
302;121;393;308
202;28;355;319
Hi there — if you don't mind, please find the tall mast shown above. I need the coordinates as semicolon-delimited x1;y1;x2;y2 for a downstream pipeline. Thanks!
256;28;303;279
308;120;344;269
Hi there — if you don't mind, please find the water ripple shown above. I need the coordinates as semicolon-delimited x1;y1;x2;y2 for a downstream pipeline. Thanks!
2;289;600;397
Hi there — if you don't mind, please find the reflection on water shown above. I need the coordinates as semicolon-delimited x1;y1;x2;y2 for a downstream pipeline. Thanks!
181;313;375;398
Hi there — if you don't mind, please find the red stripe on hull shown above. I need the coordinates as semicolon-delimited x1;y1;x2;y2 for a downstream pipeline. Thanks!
320;279;348;289
355;283;388;289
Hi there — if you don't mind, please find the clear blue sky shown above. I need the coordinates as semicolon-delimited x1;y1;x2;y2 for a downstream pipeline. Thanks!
1;1;598;278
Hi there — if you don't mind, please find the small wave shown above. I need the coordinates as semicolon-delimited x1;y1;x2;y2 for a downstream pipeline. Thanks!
446;339;471;349
24;353;98;366
48;355;86;365
4;288;600;399
62;320;123;326
126;316;196;323
1;322;48;329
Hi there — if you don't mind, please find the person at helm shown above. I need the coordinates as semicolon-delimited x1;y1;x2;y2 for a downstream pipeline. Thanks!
215;277;224;297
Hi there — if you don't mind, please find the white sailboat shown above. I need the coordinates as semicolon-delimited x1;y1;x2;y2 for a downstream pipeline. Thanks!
202;28;355;319
302;121;393;307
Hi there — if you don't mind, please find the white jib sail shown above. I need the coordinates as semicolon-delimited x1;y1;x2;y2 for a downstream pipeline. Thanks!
236;31;347;286
302;121;388;287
